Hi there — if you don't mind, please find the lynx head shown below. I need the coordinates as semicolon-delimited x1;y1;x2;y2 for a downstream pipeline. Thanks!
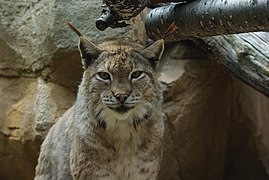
68;22;164;129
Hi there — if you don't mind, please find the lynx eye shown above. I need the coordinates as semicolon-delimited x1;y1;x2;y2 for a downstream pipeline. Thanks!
131;71;144;80
97;72;111;81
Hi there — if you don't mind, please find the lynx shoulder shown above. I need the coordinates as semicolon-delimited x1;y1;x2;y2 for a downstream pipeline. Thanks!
35;23;165;180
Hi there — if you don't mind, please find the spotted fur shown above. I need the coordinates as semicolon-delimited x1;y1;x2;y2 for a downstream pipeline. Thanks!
35;33;164;180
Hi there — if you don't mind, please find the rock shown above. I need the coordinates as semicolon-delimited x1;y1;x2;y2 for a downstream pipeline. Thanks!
0;77;75;141
158;42;232;179
1;0;269;179
0;0;146;179
224;79;269;179
0;0;145;88
0;77;75;180
158;42;269;179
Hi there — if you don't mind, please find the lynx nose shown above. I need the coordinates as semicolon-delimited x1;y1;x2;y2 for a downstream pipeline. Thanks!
114;93;129;103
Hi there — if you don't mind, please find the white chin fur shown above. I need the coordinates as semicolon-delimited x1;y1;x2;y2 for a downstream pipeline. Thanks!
113;106;148;121
114;111;132;120
100;106;148;129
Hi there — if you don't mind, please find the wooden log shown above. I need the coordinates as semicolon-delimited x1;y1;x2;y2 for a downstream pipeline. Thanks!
145;0;269;41
96;0;192;30
102;0;190;20
99;0;269;97
199;32;269;97
144;0;269;97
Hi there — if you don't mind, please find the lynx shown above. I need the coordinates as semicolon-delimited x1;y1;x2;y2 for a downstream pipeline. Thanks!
35;23;165;180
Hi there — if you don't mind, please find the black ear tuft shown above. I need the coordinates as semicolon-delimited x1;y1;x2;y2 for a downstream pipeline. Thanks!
79;37;101;68
142;39;164;70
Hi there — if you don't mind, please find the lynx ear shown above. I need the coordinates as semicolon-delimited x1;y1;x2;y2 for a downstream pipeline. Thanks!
79;37;101;68
67;21;101;68
142;39;164;70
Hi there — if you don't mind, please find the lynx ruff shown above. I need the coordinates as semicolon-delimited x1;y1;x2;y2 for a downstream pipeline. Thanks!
35;22;165;180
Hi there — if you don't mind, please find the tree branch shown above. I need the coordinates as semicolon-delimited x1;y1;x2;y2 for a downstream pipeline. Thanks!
199;32;269;97
97;0;269;97
145;0;269;41
96;0;193;30
144;0;269;97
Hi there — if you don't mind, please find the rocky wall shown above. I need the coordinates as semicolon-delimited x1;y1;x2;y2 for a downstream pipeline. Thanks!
1;0;269;180
158;42;269;180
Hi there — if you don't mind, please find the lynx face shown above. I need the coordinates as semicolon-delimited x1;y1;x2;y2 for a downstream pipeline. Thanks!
35;24;165;180
78;38;164;129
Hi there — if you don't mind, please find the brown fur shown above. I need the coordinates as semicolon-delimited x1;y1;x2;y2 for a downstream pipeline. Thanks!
35;33;165;180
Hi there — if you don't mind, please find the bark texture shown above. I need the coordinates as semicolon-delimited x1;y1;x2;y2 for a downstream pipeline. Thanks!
101;0;188;20
96;0;193;30
145;0;269;98
200;32;269;98
145;0;269;40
